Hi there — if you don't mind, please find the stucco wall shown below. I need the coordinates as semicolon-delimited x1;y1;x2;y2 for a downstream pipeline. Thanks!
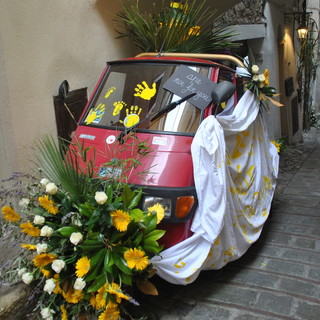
0;0;136;180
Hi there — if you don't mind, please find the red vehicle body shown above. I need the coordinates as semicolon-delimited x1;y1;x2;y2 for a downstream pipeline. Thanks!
71;53;243;249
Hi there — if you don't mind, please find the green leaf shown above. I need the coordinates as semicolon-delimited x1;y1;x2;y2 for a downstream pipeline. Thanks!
78;203;94;217
132;231;144;247
119;272;132;286
145;214;157;233
113;252;132;276
87;273;106;293
105;185;113;204
144;230;166;242
85;248;107;281
127;189;142;209
121;184;134;208
130;208;145;222
56;226;80;237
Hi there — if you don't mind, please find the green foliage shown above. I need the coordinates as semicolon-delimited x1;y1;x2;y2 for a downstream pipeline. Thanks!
115;0;239;53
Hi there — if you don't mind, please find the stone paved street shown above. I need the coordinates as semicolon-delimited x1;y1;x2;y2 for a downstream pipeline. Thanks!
140;129;320;320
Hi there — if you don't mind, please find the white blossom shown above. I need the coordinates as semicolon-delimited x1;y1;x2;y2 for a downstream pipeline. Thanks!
74;277;86;290
40;307;55;319
19;198;30;208
71;215;83;227
252;74;259;82
22;272;33;284
17;267;27;276
40;226;54;237
36;243;48;254
95;191;108;205
33;215;45;225
70;232;83;245
251;64;259;74
45;182;58;195
258;74;266;82
51;259;65;273
40;178;50;186
43;279;56;294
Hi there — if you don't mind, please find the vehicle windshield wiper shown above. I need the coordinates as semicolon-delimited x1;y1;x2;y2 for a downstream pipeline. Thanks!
117;92;196;143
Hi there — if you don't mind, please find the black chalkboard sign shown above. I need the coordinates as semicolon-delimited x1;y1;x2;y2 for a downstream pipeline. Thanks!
162;65;216;110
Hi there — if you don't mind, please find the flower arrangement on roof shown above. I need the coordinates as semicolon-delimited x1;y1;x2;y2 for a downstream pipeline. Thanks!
1;135;165;320
236;54;283;111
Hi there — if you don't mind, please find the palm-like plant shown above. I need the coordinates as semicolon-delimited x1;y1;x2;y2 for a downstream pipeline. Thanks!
116;0;239;53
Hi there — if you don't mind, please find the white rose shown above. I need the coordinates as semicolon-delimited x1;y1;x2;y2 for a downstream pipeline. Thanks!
43;278;56;294
258;73;266;82
252;74;259;82
33;215;45;225
70;232;83;245
22;272;33;284
36;243;48;254
40;178;50;186
74;277;86;290
251;64;259;74
51;259;65;273
95;191;108;205
45;182;58;195
19;198;30;208
40;307;55;319
40;226;54;237
17;267;27;276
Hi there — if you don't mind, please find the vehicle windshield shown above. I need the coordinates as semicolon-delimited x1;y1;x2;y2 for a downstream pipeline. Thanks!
81;62;211;134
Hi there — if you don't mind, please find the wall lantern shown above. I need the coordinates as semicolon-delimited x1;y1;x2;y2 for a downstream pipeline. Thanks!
297;23;308;39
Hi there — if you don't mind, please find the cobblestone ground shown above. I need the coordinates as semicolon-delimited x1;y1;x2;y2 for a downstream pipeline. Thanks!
138;129;320;320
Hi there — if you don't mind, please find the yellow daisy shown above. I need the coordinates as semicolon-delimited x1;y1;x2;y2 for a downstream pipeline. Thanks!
110;210;131;232
33;253;57;267
40;268;51;278
62;288;83;304
98;301;120;320
60;304;68;320
107;283;130;303
96;284;107;310
53;280;63;294
1;206;21;222
147;203;165;224
20;221;41;237
38;195;59;215
124;248;148;270
75;256;90;278
263;68;270;87
21;244;37;250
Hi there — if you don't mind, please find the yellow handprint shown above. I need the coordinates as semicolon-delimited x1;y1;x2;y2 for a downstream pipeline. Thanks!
134;81;157;100
85;103;105;124
122;105;142;128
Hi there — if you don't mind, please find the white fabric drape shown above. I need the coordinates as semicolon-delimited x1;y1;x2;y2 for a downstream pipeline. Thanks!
151;91;279;285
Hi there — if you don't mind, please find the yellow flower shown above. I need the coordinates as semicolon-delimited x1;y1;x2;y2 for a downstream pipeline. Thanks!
1;206;21;222
124;248;148;270
90;294;98;309
75;256;90;277
263;68;270;87
107;283;130;303
60;305;68;320
53;280;63;294
148;203;165;224
111;210;131;232
40;268;51;278
21;244;37;250
98;301;120;320
20;221;41;237
33;253;57;267
96;284;107;310
62;288;83;304
38;195;59;215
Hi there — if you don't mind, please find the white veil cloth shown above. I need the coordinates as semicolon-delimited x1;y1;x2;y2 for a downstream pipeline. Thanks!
151;91;279;285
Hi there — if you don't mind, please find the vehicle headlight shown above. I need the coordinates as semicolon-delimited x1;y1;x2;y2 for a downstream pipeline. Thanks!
142;196;171;218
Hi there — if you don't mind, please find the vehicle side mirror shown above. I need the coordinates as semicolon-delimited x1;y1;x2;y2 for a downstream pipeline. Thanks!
211;81;236;103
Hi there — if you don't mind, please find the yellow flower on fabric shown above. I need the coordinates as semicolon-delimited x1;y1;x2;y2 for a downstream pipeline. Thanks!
62;288;83;304
107;283;130;303
96;284;107;310
33;253;57;267
75;256;90;277
98;301;120;320
60;305;68;320
124;248;148;270
147;203;165;224
20;221;41;237
21;244;37;250
111;210;131;232
38;195;59;215
1;206;21;222
271;140;281;153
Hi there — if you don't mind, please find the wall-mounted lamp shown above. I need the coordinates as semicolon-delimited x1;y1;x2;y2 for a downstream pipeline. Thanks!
297;23;308;39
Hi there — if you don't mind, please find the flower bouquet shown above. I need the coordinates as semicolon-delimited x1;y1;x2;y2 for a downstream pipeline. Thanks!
1;136;165;320
236;54;283;111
